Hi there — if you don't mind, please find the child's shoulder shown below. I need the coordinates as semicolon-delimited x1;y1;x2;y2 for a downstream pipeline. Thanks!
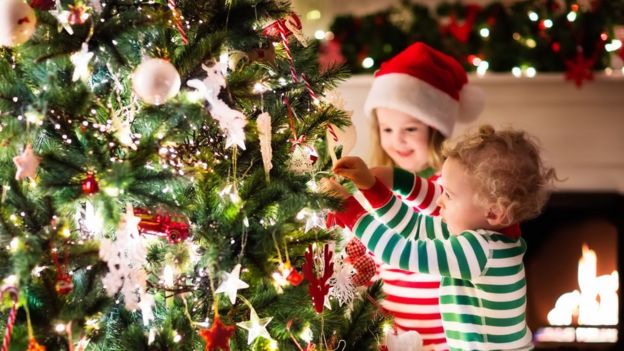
463;229;526;248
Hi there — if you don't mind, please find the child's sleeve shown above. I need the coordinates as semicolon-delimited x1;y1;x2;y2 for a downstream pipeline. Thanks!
335;197;489;281
392;168;442;216
358;177;447;240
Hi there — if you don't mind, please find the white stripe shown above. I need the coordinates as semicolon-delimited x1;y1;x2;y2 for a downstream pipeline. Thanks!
393;205;416;235
458;236;482;279
443;241;462;278
358;216;381;249
373;228;396;259
427;241;439;275
382;301;442;315
409;241;419;272
441;300;527;319
382;284;441;298
410;177;429;208
391;316;444;328
433;217;447;239
440;283;526;303
389;237;406;268
477;268;525;285
486;256;524;268
377;197;402;222
379;267;440;282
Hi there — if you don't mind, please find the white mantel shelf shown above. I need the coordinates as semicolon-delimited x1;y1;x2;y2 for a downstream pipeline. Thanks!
336;73;624;193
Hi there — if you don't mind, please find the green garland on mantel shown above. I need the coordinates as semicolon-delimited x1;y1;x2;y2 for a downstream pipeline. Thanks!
326;0;624;77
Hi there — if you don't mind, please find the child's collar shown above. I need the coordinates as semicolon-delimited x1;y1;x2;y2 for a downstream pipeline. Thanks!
416;167;436;179
499;223;522;239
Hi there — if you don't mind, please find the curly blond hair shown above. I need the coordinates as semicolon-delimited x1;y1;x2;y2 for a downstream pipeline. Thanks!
443;125;557;224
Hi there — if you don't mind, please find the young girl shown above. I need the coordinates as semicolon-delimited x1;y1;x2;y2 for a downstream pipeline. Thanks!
331;125;557;350
359;42;483;350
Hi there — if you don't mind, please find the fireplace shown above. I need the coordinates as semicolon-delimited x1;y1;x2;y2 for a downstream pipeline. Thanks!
521;192;624;350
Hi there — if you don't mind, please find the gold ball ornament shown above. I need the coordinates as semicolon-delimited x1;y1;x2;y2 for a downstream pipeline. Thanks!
132;58;181;105
0;0;37;47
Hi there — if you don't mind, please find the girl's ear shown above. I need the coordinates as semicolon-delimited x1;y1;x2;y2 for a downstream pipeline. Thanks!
485;204;509;227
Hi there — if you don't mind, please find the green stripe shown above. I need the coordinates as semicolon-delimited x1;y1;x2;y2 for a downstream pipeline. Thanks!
462;231;488;270
450;236;471;280
485;313;526;327
442;313;483;325
399;241;412;270
416;167;436;179
393;167;415;196
486;327;529;344
414;214;423;240
441;294;480;307
478;279;526;294
401;213;418;239
492;246;524;259
486;265;523;277
376;197;396;217
367;221;385;252
386;201;408;229
417;241;429;274
445;329;485;343
434;240;449;274
382;233;401;263
354;215;374;240
425;216;437;239
481;296;526;310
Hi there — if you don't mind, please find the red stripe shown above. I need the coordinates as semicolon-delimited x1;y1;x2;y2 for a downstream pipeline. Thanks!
430;207;440;216
383;279;440;288
384;295;439;305
406;176;422;202
422;338;448;347
390;311;442;320
418;181;435;210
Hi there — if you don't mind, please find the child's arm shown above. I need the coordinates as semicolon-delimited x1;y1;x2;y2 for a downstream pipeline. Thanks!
371;166;442;216
335;196;489;281
335;157;445;240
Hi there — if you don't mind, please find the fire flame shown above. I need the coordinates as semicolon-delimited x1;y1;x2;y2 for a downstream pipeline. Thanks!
547;244;619;326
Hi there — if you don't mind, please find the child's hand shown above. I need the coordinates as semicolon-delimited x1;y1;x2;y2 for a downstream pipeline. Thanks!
370;166;393;189
333;156;376;190
319;177;351;199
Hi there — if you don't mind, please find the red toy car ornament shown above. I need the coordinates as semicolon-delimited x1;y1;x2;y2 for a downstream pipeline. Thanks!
134;208;190;244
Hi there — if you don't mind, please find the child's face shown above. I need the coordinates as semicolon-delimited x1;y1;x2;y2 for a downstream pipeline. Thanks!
436;158;490;235
376;108;429;173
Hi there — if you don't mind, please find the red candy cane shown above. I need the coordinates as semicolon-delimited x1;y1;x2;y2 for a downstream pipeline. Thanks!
167;0;188;44
1;287;18;351
277;21;299;83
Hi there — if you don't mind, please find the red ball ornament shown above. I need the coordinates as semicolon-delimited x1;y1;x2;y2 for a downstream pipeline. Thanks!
55;275;74;295
82;172;99;195
345;238;366;258
286;268;304;286
30;0;54;10
351;255;376;286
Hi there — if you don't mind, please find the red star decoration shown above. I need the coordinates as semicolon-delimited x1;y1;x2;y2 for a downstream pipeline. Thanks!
199;314;236;351
565;50;597;88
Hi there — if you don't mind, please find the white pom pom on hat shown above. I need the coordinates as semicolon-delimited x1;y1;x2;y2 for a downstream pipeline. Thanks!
364;42;484;137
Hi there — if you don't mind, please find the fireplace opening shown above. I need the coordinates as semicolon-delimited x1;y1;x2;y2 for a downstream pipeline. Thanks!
521;193;624;350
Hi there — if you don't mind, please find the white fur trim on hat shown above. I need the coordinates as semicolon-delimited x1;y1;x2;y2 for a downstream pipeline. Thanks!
364;73;458;137
458;84;485;123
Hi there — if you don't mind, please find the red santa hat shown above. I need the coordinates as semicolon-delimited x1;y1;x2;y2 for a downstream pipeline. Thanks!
364;42;484;137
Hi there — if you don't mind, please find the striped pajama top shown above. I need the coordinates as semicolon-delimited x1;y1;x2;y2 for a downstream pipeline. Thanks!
357;168;448;350
337;174;533;351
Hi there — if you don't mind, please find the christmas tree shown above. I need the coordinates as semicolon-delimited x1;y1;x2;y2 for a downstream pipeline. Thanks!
0;0;387;350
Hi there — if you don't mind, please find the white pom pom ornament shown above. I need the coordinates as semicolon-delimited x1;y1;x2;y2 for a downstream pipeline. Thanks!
132;58;181;105
0;0;37;47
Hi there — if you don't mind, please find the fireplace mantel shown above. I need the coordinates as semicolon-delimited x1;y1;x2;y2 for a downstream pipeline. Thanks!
337;73;624;193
